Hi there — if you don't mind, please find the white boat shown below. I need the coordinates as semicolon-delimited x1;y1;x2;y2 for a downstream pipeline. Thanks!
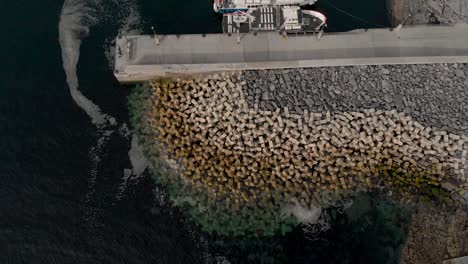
218;2;326;34
214;0;318;13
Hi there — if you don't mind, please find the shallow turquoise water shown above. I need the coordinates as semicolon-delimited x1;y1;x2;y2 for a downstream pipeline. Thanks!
0;0;405;263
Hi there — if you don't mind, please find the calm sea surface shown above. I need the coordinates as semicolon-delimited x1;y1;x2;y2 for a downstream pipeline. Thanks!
0;0;406;263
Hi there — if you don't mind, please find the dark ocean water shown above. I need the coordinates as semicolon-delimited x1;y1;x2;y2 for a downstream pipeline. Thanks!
0;0;409;263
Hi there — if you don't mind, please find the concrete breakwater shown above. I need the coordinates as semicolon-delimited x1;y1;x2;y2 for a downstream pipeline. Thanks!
135;64;468;236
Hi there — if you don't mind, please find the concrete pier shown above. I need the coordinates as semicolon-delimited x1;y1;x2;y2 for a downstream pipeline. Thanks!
114;24;468;82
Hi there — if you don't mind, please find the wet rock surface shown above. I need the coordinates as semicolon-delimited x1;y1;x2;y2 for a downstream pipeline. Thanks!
241;64;468;135
389;0;468;26
401;204;468;264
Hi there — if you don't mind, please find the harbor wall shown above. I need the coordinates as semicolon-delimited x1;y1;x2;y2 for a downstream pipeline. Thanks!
114;24;468;83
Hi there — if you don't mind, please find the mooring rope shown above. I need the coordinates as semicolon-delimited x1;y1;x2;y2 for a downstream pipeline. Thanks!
321;0;388;28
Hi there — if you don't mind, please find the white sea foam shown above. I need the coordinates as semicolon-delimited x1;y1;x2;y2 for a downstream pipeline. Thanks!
283;201;322;225
59;0;147;191
59;0;121;129
59;1;115;218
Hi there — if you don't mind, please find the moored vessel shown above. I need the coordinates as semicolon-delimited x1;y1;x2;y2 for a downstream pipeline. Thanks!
214;0;318;13
214;0;326;34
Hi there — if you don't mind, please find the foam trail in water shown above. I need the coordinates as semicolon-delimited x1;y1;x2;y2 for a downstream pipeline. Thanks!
59;0;124;220
59;0;115;128
59;0;147;204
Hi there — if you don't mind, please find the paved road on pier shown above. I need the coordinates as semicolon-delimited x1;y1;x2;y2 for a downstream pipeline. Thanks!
114;24;468;82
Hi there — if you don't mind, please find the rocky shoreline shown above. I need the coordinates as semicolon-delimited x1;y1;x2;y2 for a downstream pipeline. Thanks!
401;204;467;264
387;0;468;26
131;63;468;236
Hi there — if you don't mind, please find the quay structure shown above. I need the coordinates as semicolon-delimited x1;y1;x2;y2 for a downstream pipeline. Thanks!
114;23;468;82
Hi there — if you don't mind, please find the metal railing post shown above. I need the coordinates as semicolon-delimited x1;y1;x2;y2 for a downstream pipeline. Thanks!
151;26;160;45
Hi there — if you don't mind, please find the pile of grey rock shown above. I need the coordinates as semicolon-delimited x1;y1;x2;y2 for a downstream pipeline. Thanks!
240;63;468;135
